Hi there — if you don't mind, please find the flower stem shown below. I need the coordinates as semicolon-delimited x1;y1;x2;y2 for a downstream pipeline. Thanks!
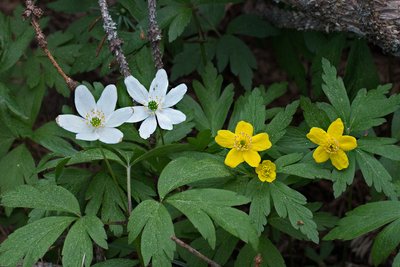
192;9;207;65
99;145;118;184
158;127;165;145
126;164;132;215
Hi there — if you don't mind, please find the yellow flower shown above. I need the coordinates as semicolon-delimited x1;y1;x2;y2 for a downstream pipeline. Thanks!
255;160;276;182
215;121;272;168
306;118;357;170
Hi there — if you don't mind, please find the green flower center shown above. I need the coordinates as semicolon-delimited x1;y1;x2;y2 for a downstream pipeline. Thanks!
148;100;158;111
234;132;252;151
324;137;339;153
90;117;102;128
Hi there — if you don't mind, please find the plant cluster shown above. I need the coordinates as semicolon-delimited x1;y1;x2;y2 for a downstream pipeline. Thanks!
0;0;400;266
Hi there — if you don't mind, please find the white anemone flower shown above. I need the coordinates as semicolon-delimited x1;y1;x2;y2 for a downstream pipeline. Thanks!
56;85;133;144
124;69;187;139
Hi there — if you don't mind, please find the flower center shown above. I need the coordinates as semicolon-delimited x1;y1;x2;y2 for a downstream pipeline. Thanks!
148;100;158;111
234;132;252;151
85;110;105;128
324;137;339;153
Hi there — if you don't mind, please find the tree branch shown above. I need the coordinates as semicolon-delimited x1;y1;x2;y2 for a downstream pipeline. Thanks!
255;0;400;56
23;0;78;90
171;236;221;267
98;0;131;77
147;0;164;70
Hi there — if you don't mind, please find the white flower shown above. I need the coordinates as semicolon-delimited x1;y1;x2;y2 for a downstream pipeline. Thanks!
56;84;133;144
124;69;187;139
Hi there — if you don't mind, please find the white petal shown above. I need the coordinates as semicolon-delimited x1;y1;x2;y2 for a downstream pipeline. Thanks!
156;110;173;130
97;128;124;144
162;108;186;124
139;116;157;139
106;107;134;127
97;85;117;118
76;131;98;141
149;69;168;100
162;84;187;108
75;85;96;117
56;114;91;133
124;76;148;105
126;106;150;123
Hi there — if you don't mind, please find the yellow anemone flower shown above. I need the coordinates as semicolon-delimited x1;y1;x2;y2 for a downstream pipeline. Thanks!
215;121;272;168
306;118;357;170
255;160;276;182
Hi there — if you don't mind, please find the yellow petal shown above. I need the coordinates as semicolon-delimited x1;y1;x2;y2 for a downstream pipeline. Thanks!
243;150;261;167
338;135;357;151
252;133;272;151
330;150;349;170
224;149;244;168
215;130;235;148
235;121;253;136
265;171;276;183
327;118;344;139
306;128;328;146
313;146;330;163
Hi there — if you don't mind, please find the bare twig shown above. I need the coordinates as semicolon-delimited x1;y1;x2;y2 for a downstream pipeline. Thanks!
23;0;78;90
147;0;163;70
171;236;221;267
98;0;131;77
254;254;262;267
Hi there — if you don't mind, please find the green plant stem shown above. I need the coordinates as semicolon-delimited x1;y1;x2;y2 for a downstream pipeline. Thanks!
100;146;118;185
192;10;207;65
126;164;132;215
158;127;165;145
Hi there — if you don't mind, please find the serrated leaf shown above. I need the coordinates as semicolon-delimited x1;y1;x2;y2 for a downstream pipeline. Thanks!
300;96;330;129
324;201;400;240
92;259;139;267
81;215;108;249
0;83;28;120
321;58;351;124
2;184;81;216
158;157;231;199
358;137;400;161
371;218;400;266
274;153;303;169
168;7;192;42
62;217;93;267
265;100;299;144
128;200;175;266
167;189;253;249
331;151;356;198
270;181;319;243
349;85;400;132
279;163;331;179
263;82;287;106
0;216;76;267
131;143;194;166
246;179;271;234
355;149;397;199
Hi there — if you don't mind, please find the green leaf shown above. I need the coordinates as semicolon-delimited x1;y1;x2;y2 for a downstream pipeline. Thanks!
238;88;266;133
392;110;400;140
371;218;400;266
321;58;351;124
131;143;194;166
217;34;256;89
246;179;271;234
279;163;331;179
0;144;37;194
62;217;93;267
168;7;192;42
344;39;380;98
166;189;258;249
300;96;330;129
92;259;139;267
270;181;319;243
263;82;287;106
2;184;81;216
227;14;278;38
235;237;285;267
331;151;356;198
0;83;28;120
355;149;397;199
265;100;299;144
85;173;126;236
0;216;76;267
324;201;400;240
274;153;303;169
349;85;400;132
128;200;175;266
358;137;400;161
81;215;108;249
158;157;232;199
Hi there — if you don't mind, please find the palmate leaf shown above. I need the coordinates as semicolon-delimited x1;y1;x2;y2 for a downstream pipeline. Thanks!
0;216;76;267
166;189;258;250
300;96;330;129
128;200;175;267
358;137;400;161
62;215;108;267
158;156;232;200
331;151;356;198
168;7;192;42
371;218;400;266
1;184;81;216
270;181;319;243
246;179;271;234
